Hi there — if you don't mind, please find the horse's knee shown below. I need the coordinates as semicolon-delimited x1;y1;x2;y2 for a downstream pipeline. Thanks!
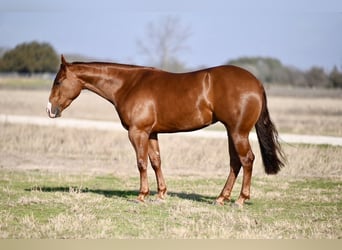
137;158;148;172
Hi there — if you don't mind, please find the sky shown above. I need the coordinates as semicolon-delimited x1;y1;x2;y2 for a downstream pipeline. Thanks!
1;0;342;71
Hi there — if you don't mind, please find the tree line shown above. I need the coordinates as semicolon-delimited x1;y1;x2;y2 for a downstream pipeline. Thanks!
0;41;341;88
227;57;342;88
0;41;59;74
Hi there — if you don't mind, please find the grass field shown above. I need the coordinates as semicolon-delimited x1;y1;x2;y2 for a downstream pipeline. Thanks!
0;76;51;90
0;85;341;238
0;123;341;239
0;169;340;239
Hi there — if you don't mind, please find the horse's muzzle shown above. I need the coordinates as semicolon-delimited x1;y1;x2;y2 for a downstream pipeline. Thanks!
46;102;61;118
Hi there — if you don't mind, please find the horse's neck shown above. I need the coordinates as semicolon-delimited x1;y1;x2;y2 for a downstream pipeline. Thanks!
73;63;137;106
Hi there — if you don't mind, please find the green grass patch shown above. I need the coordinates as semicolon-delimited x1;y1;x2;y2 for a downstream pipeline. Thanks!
0;77;51;89
0;169;341;239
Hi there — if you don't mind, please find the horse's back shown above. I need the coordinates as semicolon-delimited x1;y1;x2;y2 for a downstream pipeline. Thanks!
208;65;263;91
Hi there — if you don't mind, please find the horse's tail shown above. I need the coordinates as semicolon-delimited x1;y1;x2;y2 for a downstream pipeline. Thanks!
255;91;285;174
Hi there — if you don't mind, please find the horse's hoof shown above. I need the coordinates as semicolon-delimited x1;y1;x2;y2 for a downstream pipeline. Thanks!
130;197;146;205
213;200;224;206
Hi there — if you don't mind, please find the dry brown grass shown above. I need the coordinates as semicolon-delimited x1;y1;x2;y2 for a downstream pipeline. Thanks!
0;89;117;121
268;97;342;136
1;88;342;136
1;123;341;179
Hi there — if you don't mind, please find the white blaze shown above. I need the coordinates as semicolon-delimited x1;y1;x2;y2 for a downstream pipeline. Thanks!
46;102;56;118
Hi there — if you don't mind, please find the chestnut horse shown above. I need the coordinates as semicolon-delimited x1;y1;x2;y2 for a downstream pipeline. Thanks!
47;55;285;207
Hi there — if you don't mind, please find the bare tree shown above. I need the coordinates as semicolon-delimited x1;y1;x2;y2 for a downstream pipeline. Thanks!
137;16;191;72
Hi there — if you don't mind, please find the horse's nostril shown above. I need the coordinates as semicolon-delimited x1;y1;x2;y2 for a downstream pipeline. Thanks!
46;102;58;118
47;109;55;118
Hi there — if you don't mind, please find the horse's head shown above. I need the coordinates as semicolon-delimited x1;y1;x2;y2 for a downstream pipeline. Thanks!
46;55;82;118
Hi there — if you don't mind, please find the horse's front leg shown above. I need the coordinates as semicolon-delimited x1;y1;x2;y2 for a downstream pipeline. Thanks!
128;127;150;202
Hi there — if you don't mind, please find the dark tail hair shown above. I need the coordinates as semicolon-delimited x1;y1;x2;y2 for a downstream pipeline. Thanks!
255;92;285;174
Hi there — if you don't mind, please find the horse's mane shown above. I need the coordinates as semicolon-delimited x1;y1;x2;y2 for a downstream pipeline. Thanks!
70;61;157;71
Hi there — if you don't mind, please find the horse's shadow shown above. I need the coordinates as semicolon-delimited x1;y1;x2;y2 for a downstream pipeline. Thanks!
25;186;216;204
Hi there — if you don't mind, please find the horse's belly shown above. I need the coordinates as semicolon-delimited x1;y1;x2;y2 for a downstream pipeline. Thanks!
155;108;214;133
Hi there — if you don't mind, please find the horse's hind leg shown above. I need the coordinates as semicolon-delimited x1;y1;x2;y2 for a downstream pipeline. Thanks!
148;133;167;200
231;132;255;207
216;133;242;205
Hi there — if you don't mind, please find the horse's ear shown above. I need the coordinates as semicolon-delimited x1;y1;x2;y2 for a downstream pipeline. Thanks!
61;54;67;65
